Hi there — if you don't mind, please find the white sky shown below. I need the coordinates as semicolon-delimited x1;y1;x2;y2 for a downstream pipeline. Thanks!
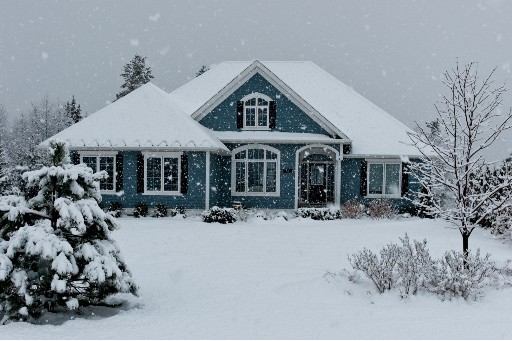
1;0;511;159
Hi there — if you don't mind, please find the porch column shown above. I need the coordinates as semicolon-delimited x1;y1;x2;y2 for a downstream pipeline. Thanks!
205;151;210;210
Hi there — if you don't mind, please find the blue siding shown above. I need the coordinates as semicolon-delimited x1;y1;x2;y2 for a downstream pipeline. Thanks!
209;143;342;209
340;158;421;213
101;151;207;210
199;73;331;135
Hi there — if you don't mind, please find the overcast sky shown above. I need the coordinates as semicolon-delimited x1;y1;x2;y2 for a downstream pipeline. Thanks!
1;0;511;159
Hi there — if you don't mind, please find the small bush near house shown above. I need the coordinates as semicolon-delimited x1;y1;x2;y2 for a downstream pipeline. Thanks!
367;199;396;219
154;203;167;218
202;206;236;224
347;233;497;300
296;207;342;220
133;202;149;218
340;200;364;219
105;201;123;218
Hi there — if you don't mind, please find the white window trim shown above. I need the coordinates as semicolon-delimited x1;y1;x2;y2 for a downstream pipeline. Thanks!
366;159;402;198
79;152;117;194
142;151;183;196
241;92;272;130
231;144;280;197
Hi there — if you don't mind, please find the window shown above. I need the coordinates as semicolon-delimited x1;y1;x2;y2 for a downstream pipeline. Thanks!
144;152;181;194
80;154;116;192
367;162;401;197
242;93;272;129
232;145;280;196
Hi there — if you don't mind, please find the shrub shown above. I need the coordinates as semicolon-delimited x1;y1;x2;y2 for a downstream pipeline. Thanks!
348;234;497;300
296;207;341;220
202;206;236;224
105;201;123;218
154;203;167;218
340;200;364;219
368;199;396;219
133;202;149;218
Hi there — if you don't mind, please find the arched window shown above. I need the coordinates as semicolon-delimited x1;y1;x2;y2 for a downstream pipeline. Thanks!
240;93;273;129
231;145;280;196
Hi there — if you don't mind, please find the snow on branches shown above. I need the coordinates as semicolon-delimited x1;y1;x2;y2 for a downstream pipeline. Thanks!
0;140;137;322
408;61;512;258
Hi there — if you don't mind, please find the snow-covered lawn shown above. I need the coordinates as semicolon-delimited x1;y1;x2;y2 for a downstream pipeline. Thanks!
4;216;512;339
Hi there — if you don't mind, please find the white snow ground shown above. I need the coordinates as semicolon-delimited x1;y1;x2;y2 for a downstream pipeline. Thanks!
3;216;512;339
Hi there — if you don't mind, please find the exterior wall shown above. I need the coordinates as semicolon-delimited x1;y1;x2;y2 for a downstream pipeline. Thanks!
340;158;421;213
209;143;342;209
100;151;207;210
199;73;330;135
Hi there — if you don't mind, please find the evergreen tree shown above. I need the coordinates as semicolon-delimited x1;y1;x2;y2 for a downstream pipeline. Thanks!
64;96;83;123
116;55;154;100
196;65;209;77
0;140;137;322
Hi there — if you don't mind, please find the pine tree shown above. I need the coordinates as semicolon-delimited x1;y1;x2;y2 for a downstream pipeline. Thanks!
0;140;137;322
0;105;9;177
196;65;209;77
64;96;83;123
116;55;154;100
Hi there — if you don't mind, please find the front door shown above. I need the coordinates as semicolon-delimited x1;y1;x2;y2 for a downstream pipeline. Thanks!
308;163;327;204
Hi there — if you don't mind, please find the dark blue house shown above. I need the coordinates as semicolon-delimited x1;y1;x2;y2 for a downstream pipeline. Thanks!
44;61;422;212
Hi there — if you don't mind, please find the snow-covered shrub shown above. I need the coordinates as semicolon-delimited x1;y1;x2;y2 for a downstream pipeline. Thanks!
340;200;364;219
427;250;496;300
0;140;137;322
104;202;123;218
202;206;236;224
296;207;342;220
133;202;148;218
347;233;497;300
367;199;396;219
348;243;400;293
154;203;167;218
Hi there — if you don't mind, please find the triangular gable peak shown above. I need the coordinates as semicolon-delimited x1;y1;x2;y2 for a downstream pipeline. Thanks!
189;60;349;140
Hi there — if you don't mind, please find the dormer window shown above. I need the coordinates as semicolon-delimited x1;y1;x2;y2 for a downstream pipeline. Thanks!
237;93;276;130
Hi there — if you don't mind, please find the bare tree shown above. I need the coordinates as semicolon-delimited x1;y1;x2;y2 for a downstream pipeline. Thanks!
0;105;9;175
408;61;512;264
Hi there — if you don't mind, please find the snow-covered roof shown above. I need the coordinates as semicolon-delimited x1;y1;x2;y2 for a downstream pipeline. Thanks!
169;61;421;157
214;131;340;144
41;83;228;152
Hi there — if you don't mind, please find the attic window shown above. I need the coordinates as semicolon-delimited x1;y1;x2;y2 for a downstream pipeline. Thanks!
237;93;276;130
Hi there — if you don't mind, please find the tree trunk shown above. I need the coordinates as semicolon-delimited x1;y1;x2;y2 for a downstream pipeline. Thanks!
462;230;469;270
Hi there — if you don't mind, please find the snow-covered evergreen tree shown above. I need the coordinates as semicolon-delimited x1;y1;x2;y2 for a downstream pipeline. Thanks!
64;96;83;123
116;55;154;100
0;140;137;322
195;65;209;77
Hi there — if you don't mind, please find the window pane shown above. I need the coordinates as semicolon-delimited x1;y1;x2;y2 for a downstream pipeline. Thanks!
266;150;277;159
266;162;277;192
146;157;162;191
235;150;246;159
99;156;114;191
245;108;255;126
82;156;97;172
163;158;179;192
247;162;264;192
258;98;268;106
310;164;325;185
248;149;264;159
258;108;268;127
368;164;384;194
385;164;400;195
235;162;245;192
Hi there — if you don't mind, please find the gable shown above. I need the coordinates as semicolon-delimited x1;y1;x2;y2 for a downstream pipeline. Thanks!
199;73;331;135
